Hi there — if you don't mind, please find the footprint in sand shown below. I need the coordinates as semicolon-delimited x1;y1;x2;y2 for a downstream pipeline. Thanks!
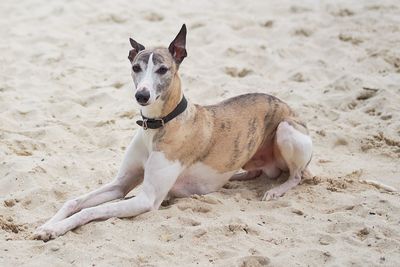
112;81;124;89
190;22;205;29
226;223;259;236
334;137;348;147
260;20;274;28
293;28;313;37
95;13;127;24
356;87;378;101
178;217;201;227
318;234;336;245
225;47;244;57
289;72;309;82
330;8;355;17
4;199;16;207
192;228;207;238
338;33;363;45
329;75;363;92
0;217;24;234
177;203;212;213
238;255;270;267
360;132;400;157
290;6;311;13
326;221;363;234
9;140;43;156
143;12;164;22
356;227;372;241
224;67;253;78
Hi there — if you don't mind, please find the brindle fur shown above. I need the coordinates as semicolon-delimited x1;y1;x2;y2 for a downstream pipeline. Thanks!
152;90;307;173
129;43;308;174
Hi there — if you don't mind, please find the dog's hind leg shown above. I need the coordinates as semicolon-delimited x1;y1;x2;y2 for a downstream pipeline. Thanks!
262;121;312;201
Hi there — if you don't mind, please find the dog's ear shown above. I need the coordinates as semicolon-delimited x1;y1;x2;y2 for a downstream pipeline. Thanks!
128;38;145;62
168;24;187;64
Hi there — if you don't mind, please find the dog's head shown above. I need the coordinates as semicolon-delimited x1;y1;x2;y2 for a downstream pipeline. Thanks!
128;24;187;107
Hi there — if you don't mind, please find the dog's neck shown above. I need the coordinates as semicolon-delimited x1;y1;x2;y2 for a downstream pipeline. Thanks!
140;73;183;119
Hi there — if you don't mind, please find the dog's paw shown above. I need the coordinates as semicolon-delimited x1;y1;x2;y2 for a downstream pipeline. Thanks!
32;225;58;241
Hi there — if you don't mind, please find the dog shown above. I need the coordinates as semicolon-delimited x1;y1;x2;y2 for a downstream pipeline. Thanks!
33;24;312;241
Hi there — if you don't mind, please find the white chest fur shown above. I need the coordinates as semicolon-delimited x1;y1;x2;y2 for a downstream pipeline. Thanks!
139;128;157;153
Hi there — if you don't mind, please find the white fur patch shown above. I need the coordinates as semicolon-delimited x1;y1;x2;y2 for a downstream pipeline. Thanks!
170;162;235;197
138;53;156;103
143;151;183;207
276;122;312;169
136;53;166;118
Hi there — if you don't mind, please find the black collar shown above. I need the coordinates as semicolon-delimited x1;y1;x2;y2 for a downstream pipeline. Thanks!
136;96;188;130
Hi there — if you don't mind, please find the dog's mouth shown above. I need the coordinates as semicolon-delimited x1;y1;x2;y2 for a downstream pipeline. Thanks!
138;102;149;106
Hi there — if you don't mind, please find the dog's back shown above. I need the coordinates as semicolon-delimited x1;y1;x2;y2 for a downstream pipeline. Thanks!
153;93;306;173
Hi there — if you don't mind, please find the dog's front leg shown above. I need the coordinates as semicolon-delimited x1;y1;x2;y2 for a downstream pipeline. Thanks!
34;132;147;234
33;151;182;241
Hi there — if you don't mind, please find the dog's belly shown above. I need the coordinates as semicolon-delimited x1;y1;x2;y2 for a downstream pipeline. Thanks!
169;162;235;197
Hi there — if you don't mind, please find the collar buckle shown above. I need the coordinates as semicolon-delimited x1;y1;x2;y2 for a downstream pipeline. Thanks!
143;119;148;130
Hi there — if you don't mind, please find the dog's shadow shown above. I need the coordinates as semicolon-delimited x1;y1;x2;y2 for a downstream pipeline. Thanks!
223;172;290;200
157;172;293;208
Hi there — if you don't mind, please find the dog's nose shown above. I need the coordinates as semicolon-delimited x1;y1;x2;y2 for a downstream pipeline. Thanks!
135;89;150;105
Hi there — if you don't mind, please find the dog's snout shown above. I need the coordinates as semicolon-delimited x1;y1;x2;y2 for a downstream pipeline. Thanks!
135;89;150;105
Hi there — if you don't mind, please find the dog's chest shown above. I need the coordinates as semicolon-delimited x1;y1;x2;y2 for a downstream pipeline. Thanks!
169;162;235;197
140;129;157;153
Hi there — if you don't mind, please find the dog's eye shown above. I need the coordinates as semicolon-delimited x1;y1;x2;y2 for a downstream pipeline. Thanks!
156;66;168;75
132;64;141;73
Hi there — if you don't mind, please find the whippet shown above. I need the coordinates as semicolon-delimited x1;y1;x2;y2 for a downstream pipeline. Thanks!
33;24;312;241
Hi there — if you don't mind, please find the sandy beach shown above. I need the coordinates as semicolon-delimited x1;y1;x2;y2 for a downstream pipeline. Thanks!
1;0;400;266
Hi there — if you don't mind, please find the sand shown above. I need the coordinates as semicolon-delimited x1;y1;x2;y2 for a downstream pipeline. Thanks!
1;0;400;266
